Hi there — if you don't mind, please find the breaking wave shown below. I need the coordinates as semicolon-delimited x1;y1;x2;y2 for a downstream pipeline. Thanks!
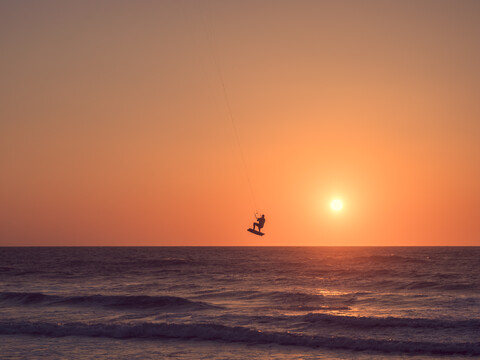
301;313;480;330
0;320;478;356
0;292;217;310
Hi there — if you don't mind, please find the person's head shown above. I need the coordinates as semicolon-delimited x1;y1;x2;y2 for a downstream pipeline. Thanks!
261;214;265;218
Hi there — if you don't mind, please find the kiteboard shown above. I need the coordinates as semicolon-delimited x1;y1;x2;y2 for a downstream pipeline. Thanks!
247;228;264;236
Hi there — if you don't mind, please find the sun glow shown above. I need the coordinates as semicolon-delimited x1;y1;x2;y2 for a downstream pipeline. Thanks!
330;199;343;212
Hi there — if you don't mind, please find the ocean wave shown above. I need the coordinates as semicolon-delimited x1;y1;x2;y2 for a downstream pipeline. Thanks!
398;280;439;290
11;270;46;276
284;305;351;312
302;313;480;330
0;292;217;310
0;320;478;356
193;290;260;299
0;266;14;273
265;291;326;302
396;280;477;291
57;258;198;274
193;289;355;306
125;258;195;267
440;283;477;291
355;255;429;264
254;290;356;304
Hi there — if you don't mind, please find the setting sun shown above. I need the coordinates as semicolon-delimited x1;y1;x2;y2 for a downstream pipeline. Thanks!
330;199;343;212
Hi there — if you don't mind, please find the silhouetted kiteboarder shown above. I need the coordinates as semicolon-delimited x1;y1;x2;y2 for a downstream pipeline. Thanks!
248;214;265;236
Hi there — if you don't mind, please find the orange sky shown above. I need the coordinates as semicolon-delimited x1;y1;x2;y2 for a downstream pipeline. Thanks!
1;0;479;246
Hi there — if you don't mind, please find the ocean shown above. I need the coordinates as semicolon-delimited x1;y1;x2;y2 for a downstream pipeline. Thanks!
0;247;479;359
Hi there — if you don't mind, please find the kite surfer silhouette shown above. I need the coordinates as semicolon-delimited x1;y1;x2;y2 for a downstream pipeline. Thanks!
248;214;266;236
253;214;265;232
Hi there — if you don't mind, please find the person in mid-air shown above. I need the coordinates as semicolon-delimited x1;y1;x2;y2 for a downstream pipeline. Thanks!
253;214;266;232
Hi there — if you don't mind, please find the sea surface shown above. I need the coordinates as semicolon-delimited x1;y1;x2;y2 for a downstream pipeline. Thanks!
0;247;479;359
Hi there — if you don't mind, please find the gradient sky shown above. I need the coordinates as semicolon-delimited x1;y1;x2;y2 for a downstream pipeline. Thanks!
1;0;480;246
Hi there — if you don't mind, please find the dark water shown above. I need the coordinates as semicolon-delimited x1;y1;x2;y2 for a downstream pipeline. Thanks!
0;247;479;359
